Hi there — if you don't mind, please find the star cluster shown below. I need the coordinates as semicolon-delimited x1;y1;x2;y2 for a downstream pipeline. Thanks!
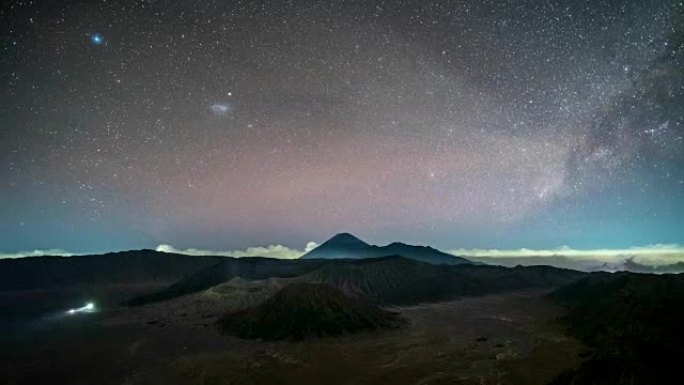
1;0;683;252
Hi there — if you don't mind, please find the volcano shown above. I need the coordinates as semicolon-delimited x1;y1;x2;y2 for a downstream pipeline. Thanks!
300;232;471;265
218;282;403;340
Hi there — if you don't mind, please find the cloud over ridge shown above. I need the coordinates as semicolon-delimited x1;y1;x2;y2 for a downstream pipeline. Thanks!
2;243;683;273
155;242;318;260
0;249;74;259
449;244;684;265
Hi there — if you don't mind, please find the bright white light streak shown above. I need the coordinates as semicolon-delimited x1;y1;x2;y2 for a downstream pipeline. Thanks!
66;302;96;315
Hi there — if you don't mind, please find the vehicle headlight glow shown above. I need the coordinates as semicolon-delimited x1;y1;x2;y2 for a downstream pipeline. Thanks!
66;302;97;315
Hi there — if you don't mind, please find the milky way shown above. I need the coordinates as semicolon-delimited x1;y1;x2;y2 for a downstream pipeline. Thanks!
1;0;683;253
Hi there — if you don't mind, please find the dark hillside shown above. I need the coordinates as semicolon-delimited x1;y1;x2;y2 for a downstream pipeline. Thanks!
130;256;586;306
548;273;684;385
218;283;403;340
126;257;327;305
0;250;221;291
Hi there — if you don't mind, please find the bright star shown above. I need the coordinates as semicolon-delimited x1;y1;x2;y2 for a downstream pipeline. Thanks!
91;34;104;45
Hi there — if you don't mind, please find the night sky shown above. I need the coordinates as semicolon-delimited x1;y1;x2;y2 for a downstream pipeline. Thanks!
2;0;683;255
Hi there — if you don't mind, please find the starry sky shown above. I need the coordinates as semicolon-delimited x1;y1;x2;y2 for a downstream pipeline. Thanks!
1;0;683;254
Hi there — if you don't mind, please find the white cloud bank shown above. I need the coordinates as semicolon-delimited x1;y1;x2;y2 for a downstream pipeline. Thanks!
450;244;684;266
0;243;318;260
155;242;318;260
2;243;683;272
0;249;75;259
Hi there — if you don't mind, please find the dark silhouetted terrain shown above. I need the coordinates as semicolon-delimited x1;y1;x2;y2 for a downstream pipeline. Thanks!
1;240;682;385
0;250;222;324
129;255;585;307
304;256;585;304
0;250;221;291
300;232;471;265
219;282;403;340
548;273;684;385
125;256;326;305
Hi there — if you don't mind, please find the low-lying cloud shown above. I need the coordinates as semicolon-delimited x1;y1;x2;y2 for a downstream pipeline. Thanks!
155;242;318;260
2;243;683;273
0;249;74;259
451;244;684;272
0;243;319;260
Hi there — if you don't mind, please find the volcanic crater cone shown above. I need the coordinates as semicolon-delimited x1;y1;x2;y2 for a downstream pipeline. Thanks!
218;282;403;340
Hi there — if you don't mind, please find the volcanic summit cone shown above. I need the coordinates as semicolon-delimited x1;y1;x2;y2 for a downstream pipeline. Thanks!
218;282;403;340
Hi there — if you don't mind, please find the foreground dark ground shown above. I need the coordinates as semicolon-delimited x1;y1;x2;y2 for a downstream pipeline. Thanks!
1;251;682;385
1;290;583;385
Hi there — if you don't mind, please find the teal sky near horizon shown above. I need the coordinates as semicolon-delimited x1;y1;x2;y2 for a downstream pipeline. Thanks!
2;0;683;254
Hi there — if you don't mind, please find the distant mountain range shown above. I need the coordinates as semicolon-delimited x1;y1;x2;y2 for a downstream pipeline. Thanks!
468;255;684;273
300;233;471;266
0;249;222;291
127;254;585;307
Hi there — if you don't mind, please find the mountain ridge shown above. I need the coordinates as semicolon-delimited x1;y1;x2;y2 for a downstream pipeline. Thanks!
301;233;471;266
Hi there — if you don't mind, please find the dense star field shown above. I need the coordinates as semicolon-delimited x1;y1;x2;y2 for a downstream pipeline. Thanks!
1;0;683;253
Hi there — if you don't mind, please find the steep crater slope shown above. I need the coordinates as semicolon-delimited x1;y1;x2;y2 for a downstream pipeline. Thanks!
218;282;403;340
